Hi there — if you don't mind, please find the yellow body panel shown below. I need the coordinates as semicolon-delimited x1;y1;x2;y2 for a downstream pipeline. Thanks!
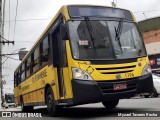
14;6;71;105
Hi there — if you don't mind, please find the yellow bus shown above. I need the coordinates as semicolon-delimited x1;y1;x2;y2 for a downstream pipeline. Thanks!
14;5;153;116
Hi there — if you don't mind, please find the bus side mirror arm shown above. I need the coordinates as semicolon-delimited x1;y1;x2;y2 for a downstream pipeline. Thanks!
60;24;69;40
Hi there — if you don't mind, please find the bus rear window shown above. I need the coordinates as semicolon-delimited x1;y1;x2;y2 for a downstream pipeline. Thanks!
68;6;133;20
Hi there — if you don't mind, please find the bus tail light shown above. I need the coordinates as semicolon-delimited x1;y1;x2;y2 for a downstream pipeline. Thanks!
72;68;93;80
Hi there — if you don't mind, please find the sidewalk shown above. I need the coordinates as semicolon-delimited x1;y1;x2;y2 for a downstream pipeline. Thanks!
0;107;4;111
0;106;21;111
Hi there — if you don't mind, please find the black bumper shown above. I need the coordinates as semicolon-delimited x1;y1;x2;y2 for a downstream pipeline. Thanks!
71;74;153;105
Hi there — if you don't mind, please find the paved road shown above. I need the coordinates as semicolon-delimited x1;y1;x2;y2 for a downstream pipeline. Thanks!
1;97;160;120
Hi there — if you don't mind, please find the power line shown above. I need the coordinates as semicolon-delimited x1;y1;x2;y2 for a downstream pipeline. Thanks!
13;0;19;41
3;56;19;61
1;53;19;65
3;18;52;22
8;0;11;40
133;10;160;13
0;35;9;41
14;41;34;43
0;35;33;43
0;35;33;44
0;53;19;56
0;35;14;44
2;0;6;36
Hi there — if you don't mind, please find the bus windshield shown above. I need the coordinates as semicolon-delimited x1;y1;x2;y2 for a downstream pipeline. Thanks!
68;20;147;60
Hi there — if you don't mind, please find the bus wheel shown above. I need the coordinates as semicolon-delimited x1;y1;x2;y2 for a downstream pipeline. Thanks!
144;95;150;98
21;99;27;112
102;99;119;109
46;87;57;117
151;87;158;98
21;97;33;112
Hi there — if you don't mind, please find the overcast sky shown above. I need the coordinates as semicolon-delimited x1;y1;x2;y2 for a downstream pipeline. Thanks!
2;0;160;94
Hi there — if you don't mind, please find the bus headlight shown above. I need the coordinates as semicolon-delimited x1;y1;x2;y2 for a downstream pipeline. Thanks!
142;64;152;76
72;68;93;80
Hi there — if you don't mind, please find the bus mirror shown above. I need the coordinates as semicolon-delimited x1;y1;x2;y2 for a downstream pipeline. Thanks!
60;24;69;40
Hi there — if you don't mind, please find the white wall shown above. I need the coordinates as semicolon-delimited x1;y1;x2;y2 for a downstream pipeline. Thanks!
145;41;160;55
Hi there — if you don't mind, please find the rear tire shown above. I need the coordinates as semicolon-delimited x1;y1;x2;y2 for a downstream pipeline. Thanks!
102;99;119;109
21;97;33;112
46;87;58;117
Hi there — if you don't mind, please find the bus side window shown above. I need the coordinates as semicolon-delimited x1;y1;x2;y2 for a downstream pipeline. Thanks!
18;69;21;84
16;72;18;86
14;72;17;87
33;47;40;73
26;56;32;78
21;64;25;81
40;36;50;66
30;53;34;74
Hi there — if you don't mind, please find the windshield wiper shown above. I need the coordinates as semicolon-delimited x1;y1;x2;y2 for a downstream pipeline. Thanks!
115;19;123;52
84;16;97;53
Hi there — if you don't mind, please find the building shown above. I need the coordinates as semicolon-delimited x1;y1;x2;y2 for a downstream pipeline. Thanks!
138;17;160;54
138;17;160;74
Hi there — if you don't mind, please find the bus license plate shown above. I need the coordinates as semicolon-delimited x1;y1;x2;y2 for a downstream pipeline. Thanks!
113;84;127;90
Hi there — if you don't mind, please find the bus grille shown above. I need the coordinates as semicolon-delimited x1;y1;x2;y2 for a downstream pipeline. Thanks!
96;78;138;94
95;65;136;74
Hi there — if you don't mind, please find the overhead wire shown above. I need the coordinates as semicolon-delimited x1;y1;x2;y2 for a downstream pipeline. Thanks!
0;35;10;41
8;0;10;40
3;18;52;22
1;0;6;40
3;56;19;61
1;53;19;65
12;0;19;41
14;40;34;43
133;10;160;13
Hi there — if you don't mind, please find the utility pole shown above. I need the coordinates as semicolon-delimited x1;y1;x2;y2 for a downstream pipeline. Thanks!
0;0;15;108
0;0;3;109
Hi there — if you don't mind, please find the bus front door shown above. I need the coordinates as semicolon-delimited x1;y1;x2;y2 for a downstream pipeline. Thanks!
51;26;68;99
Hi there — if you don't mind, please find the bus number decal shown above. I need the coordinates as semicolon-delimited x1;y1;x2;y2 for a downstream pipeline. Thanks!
125;72;134;78
22;85;30;91
32;69;47;83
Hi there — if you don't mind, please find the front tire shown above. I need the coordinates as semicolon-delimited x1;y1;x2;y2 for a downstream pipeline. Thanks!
46;87;58;117
144;95;150;98
151;87;158;97
102;99;119;109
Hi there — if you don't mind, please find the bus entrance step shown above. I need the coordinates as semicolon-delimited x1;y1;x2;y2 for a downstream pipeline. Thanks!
58;103;68;106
